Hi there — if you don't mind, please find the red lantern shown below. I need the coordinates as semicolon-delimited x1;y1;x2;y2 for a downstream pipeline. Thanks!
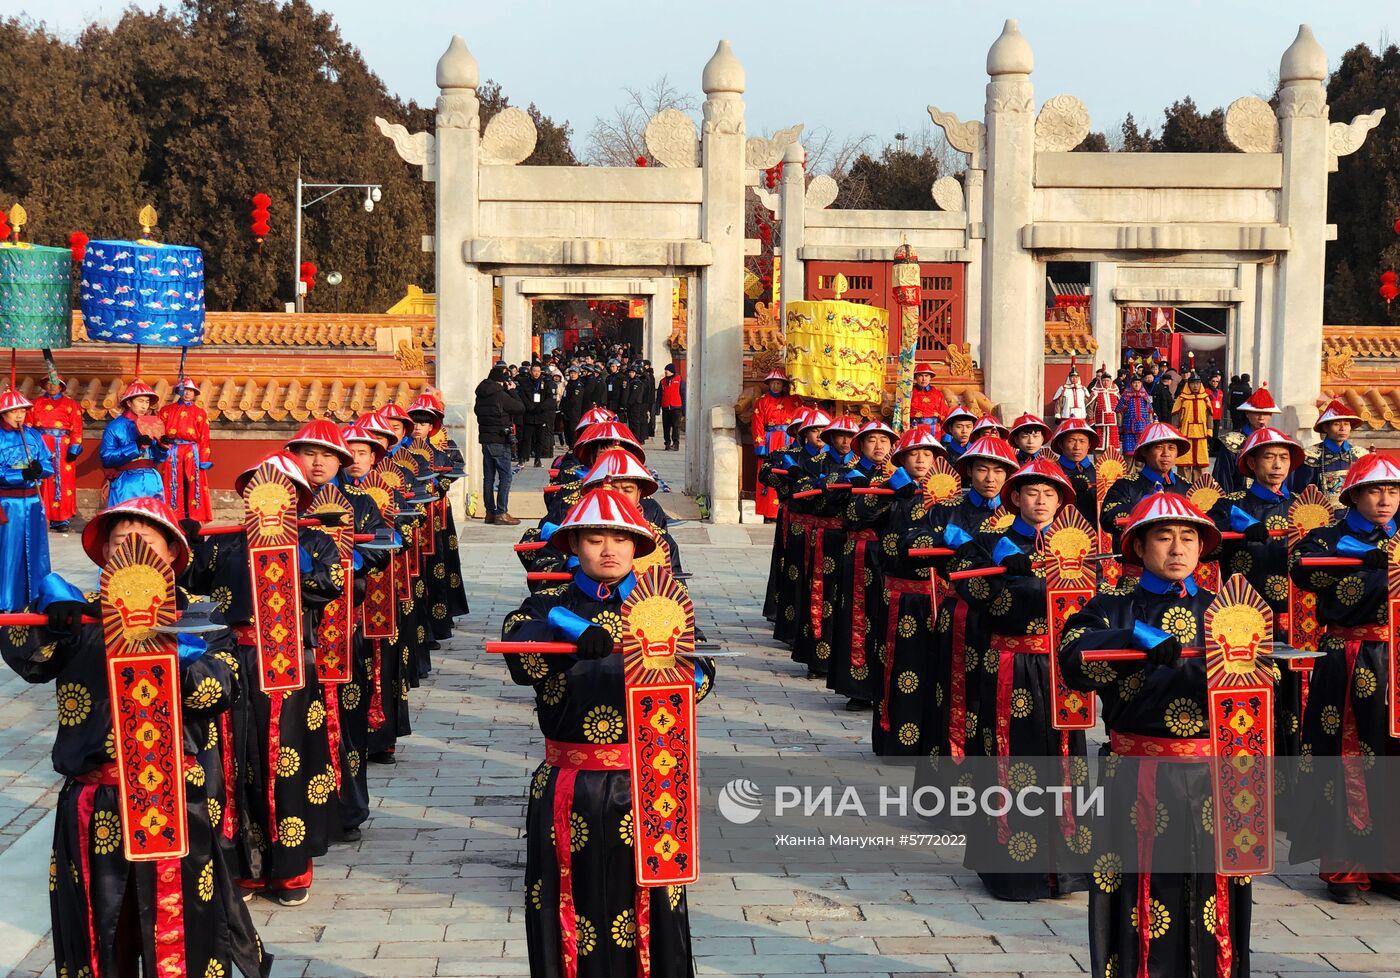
635;155;648;167
1383;270;1399;285
251;193;272;245
1383;282;1399;304
1393;218;1400;234
0;215;11;242
67;231;89;263
299;260;317;293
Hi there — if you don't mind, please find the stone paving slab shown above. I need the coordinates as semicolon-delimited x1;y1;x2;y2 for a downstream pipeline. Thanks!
3;437;1400;977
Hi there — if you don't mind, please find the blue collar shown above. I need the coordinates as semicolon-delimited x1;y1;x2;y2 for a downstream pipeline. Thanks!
1011;515;1048;539
1322;437;1352;454
1241;424;1258;438
854;456;875;475
572;570;637;602
834;450;855;466
803;442;824;457
1345;508;1397;539
765;390;785;399
965;489;1001;510
1059;455;1093;474
1249;480;1291;504
1141;467;1178;489
1139;569;1199;597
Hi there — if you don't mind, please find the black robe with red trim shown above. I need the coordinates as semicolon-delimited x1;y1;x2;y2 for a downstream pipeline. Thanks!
501;572;716;978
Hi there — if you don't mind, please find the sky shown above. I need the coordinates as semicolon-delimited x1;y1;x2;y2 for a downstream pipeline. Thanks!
11;1;1400;152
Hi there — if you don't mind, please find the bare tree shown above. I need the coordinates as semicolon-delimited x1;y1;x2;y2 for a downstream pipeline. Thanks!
585;76;699;166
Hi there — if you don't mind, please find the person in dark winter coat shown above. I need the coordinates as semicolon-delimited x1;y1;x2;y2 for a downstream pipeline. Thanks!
560;367;585;446
624;364;647;440
521;365;558;466
474;364;524;525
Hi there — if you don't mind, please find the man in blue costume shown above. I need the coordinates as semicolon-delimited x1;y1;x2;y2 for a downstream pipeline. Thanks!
0;388;54;610
99;379;170;505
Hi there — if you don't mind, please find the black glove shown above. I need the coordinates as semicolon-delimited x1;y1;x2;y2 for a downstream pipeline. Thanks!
313;511;347;528
1362;548;1390;570
21;461;42;481
575;625;614;660
891;479;918;500
136;434;154;448
158;435;175;448
179;518;203;547
45;600;88;637
1000;552;1035;578
1146;634;1183;668
954;541;983;565
1243;522;1270;545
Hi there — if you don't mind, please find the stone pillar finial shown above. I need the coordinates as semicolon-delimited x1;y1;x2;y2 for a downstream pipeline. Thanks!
1280;25;1327;84
436;35;479;91
702;40;745;95
986;19;1034;77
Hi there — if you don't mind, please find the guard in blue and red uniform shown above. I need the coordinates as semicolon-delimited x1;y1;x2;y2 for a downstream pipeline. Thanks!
940;405;977;462
1288;453;1400;904
909;365;949;433
1059;493;1253;978
1101;421;1192;552
0;388;53;611
1050;417;1099;530
751;370;802;521
99;380;170;506
1008;412;1051;464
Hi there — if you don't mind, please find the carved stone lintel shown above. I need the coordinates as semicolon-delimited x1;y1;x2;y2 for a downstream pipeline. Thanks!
1034;95;1090;152
644;108;699;167
1328;108;1386;160
986;79;1034;116
374;117;437;181
1224;96;1279;153
436;91;479;130
745;124;803;169
805;175;837;211
702;96;745;136
930;175;965;212
480;106;537;165
927;105;985;165
753;186;779;215
1277;85;1326;120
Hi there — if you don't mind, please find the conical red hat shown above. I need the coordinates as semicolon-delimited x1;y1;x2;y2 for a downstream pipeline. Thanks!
552;487;658;558
785;406;812;435
341;421;388;460
377;402;411;423
971;414;1010;440
822;414;861;437
1237;426;1304;475
1314;397;1362;432
357;411;398;440
954;435;1019;475
575;421;645;463
0;389;32;412
82;495;190;574
119;380;158;405
763;369;789;382
1050;417;1100;452
1120;491;1222;568
1009;413;1050;436
1239;385;1280;414
408;393;445;418
943;404;977;425
892;424;945;459
582;447;658;497
798;408;834;434
1004;457;1075;505
286;418;353;464
234;451;313;504
855;419;897;442
913;364;935;376
1339;453;1400;506
577;407;617;430
173;378;200;394
1133;422;1191;459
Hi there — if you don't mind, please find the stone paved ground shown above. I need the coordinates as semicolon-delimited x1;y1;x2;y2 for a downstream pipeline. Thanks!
3;439;1399;977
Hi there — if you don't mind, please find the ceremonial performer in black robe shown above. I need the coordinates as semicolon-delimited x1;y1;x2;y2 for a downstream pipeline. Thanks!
1101;422;1192;553
3;496;270;977
1059;493;1253;978
501;487;716;978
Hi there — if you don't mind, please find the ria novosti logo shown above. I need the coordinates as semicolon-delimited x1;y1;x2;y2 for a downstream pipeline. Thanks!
716;778;763;824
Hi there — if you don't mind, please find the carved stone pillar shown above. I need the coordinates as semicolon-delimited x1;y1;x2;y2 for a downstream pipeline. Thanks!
1272;25;1330;436
1089;262;1119;372
778;141;806;323
694;40;747;524
432;36;486;514
980;20;1040;414
500;276;530;365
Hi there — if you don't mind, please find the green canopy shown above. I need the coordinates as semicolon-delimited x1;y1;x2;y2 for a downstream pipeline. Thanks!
0;244;72;350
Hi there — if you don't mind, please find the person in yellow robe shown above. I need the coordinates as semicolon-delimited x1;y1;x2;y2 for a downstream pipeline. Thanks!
1170;372;1213;469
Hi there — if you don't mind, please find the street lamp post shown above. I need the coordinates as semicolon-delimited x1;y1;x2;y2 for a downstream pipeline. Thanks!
293;162;383;312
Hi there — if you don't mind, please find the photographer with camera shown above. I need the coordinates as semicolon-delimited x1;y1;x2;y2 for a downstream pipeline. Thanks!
474;363;525;525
